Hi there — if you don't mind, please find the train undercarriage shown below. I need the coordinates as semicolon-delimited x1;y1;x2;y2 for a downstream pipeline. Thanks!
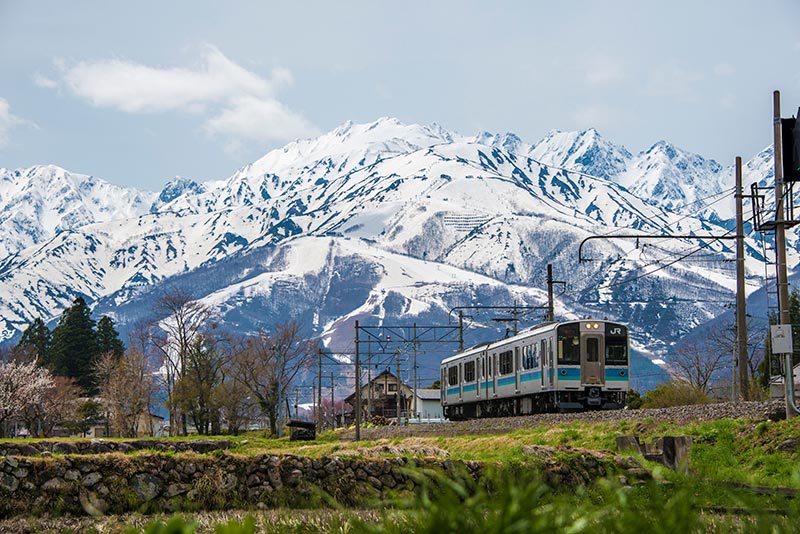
444;388;627;421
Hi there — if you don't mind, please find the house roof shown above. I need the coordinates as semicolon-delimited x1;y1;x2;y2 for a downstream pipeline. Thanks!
414;388;441;400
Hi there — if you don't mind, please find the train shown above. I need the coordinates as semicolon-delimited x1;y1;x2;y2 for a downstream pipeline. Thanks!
440;320;629;420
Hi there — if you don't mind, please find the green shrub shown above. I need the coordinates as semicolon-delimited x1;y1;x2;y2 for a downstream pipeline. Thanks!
641;381;711;408
625;389;643;409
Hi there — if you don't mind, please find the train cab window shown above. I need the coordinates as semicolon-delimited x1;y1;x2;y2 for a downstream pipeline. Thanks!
586;337;599;362
464;360;476;382
499;350;513;375
558;336;580;364
557;324;581;365
606;340;628;365
448;366;459;386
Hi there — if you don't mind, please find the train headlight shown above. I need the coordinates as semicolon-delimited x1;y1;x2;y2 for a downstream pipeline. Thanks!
592;322;600;329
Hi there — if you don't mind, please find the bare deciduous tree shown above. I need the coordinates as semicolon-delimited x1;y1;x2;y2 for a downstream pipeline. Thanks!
232;322;318;436
95;347;156;438
671;340;727;396
150;287;215;436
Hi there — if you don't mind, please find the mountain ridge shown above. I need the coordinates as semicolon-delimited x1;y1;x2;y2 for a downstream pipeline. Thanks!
0;119;783;387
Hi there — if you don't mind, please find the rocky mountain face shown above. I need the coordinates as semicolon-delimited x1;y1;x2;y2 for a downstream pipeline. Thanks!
0;118;783;389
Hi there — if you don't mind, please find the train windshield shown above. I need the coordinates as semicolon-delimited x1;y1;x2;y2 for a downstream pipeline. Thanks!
557;324;580;364
605;323;628;365
606;340;627;364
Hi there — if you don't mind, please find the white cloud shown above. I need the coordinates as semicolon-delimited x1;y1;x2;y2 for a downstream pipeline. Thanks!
205;95;320;148
645;63;704;101
571;103;621;130
0;98;30;147
712;63;735;77
584;54;625;86
33;73;58;89
719;94;736;109
46;45;317;145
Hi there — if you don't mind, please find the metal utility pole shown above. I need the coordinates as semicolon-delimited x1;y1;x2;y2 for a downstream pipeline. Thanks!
413;324;418;420
396;348;402;423
547;264;557;322
317;349;323;427
735;156;750;400
367;339;372;422
330;372;335;429
772;91;800;418
354;320;362;439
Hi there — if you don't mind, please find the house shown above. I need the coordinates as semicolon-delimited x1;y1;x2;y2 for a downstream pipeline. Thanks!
344;370;444;423
769;362;800;400
410;387;444;421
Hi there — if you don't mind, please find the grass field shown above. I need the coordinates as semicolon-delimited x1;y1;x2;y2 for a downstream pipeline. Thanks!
3;415;800;533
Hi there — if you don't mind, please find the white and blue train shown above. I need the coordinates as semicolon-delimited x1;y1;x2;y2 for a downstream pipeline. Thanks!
440;320;629;419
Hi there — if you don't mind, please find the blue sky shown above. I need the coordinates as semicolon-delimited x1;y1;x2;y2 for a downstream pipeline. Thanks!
0;1;798;191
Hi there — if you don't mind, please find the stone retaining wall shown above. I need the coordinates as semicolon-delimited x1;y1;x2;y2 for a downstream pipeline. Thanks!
0;451;483;517
0;440;651;518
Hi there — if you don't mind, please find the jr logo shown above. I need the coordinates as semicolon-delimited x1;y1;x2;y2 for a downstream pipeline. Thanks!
609;327;623;335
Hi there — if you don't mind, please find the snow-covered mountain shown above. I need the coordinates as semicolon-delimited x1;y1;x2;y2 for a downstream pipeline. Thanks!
0;165;155;258
0;118;782;386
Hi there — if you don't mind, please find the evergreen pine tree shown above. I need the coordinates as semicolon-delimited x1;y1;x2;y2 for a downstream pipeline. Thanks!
50;297;99;393
16;317;52;364
96;316;125;358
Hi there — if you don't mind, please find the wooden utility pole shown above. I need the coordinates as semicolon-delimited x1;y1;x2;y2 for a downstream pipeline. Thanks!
735;156;749;399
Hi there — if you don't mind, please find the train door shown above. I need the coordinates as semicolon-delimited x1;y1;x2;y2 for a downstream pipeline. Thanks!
492;352;497;395
458;362;463;399
541;339;549;389
581;334;605;385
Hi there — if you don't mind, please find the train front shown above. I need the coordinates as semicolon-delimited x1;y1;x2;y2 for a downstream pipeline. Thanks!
554;321;629;410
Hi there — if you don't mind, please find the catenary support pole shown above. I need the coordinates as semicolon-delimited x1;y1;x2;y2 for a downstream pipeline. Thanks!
772;91;800;418
355;320;361;439
735;156;750;400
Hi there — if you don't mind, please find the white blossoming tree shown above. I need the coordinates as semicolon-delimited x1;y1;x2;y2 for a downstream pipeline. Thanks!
0;358;55;437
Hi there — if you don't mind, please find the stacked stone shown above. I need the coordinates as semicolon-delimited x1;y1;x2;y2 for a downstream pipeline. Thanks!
0;453;481;517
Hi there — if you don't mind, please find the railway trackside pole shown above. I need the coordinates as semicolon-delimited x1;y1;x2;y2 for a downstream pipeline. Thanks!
735;156;749;400
413;323;418;420
355;320;362;439
547;264;555;322
772;91;800;419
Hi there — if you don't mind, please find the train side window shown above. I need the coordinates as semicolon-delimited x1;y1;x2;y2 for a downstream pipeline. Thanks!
499;350;513;375
533;344;539;368
481;356;486;378
448;366;458;386
464;360;476;382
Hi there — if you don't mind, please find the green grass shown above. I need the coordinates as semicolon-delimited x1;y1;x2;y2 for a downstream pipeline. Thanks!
119;470;800;534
